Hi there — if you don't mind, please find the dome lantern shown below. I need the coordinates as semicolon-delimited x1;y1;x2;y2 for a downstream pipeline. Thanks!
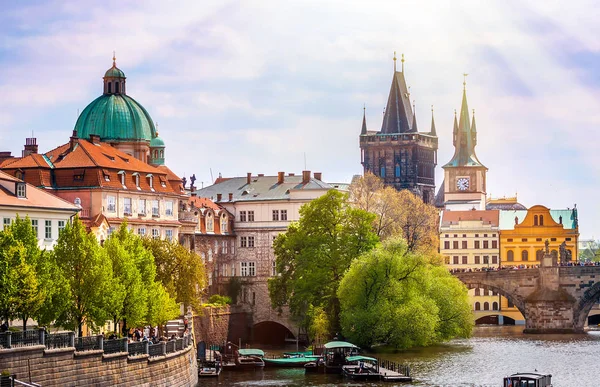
149;127;166;166
103;53;126;95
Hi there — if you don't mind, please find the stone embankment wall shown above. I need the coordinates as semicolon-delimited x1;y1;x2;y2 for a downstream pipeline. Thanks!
0;344;197;387
193;305;250;344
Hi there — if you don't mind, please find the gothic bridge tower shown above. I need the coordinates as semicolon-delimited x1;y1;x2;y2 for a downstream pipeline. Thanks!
359;53;438;204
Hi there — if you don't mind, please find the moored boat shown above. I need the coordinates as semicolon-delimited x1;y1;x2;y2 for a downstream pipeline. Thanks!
264;355;321;367
304;341;359;374
503;372;552;387
235;348;265;369
198;360;222;377
342;355;380;381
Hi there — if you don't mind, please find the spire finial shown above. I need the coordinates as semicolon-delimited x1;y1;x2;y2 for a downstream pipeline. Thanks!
393;51;397;72
112;51;116;66
454;109;457;117
413;100;416;111
431;104;434;114
401;53;405;72
363;103;366;113
463;73;468;89
472;108;475;116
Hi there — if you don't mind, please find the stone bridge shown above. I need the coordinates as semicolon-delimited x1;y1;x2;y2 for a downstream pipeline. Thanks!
454;266;600;333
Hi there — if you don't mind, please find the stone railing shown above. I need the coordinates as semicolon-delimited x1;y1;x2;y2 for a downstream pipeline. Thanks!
0;329;192;358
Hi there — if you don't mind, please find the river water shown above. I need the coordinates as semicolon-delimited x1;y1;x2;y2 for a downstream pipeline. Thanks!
201;326;600;387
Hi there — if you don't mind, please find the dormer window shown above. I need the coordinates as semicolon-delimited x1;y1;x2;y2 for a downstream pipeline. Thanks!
118;170;125;186
221;214;228;233
206;212;214;232
147;174;154;191
16;183;26;198
133;172;140;190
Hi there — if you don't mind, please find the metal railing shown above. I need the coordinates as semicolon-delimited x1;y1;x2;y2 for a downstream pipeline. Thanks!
45;332;72;350
148;342;165;357
165;340;176;354
75;335;102;352
103;338;127;354
128;341;146;357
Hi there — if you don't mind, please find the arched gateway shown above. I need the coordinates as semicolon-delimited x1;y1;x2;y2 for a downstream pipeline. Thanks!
454;266;600;333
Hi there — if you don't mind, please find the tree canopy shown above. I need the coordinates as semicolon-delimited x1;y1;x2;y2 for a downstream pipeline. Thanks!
338;238;472;349
268;189;379;337
349;172;439;253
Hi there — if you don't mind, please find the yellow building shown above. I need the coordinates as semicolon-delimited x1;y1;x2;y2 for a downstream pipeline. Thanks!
498;205;580;323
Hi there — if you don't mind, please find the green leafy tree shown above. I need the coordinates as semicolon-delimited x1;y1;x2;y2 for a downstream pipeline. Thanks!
53;216;114;336
268;190;378;338
338;238;472;349
142;238;206;311
146;281;180;335
0;231;20;325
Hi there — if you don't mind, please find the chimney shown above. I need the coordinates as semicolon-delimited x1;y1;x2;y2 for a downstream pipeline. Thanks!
277;172;285;184
22;138;38;157
314;172;322;181
69;130;79;151
216;193;222;202
288;173;295;176
228;193;233;201
302;170;311;184
89;134;101;144
258;173;264;177
247;172;252;184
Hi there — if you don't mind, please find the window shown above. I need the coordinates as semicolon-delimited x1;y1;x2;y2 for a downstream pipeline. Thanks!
281;210;287;221
115;82;119;93
522;250;529;261
566;238;572;241
120;172;125;186
521;238;528;242
231;263;236;277
206;212;214;232
58;220;65;234
231;240;235;255
444;241;450;249
152;200;159;216
474;241;480;249
31;219;38;236
540;215;544;226
252;292;256;305
453;256;459;264
475;234;479;237
148;175;153;189
249;262;256;276
551;238;556;241
138;228;146;236
240;236;247;247
3;218;10;230
462;234;466;238
222;240;227;254
453;234;457;238
123;197;132;215
475;288;480;296
536;238;542;242
493;302;499;311
221;215;228;233
534;215;538;226
248;236;255;247
240;211;247;222
104;173;110;182
462;241;467;249
484;302;489;311
462;256;467;264
152;228;159;239
508;299;514;308
475;302;481;311
445;234;449;238
475;256;480;264
492;234;496;237
222;263;228;277
507;238;513;242
483;256;489;265
507;250;514;261
138;199;146;215
380;166;385;177
484;234;488;237
16;183;26;198
165;201;173;216
241;262;250;276
453;241;458;249
492;256;498;264
395;164;400;177
134;173;140;188
107;196;116;212
165;229;173;241
483;241;489;249
272;210;279;221
492;240;498;249
45;220;52;239
248;211;255;222
108;83;112;93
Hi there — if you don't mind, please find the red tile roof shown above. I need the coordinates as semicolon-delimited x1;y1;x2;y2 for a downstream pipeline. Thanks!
441;210;499;227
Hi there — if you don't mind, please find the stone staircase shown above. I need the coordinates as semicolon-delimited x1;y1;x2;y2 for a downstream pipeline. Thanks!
165;319;185;338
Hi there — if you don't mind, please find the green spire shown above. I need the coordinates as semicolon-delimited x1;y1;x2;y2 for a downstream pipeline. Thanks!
452;110;458;146
471;109;477;146
361;104;367;135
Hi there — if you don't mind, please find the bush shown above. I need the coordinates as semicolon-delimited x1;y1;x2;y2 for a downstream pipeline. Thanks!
207;295;232;306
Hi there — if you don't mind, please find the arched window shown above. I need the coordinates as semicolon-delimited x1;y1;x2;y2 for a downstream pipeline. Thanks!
115;82;120;93
534;215;538;226
507;250;514;261
108;83;112;93
483;302;489;311
492;302;499;311
160;150;164;158
206;212;214;232
220;214;228;233
522;250;528;261
395;164;401;177
380;166;385;177
540;215;544;226
475;288;480;296
475;302;481;311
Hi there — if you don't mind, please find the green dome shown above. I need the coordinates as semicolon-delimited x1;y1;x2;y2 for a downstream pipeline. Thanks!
150;136;165;147
74;94;156;142
104;66;125;78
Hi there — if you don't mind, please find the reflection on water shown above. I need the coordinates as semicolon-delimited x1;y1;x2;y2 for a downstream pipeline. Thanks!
200;326;600;387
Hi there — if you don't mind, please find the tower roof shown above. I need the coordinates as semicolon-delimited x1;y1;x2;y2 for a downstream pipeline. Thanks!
361;106;367;135
380;70;414;134
443;80;485;168
104;54;125;79
430;106;437;136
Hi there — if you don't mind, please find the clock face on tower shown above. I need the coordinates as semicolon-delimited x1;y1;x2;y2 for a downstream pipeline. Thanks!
456;177;470;191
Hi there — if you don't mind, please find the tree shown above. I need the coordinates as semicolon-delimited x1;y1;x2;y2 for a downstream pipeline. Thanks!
338;238;472;349
142;237;206;311
53;216;114;336
349;173;439;253
145;281;180;336
580;240;600;262
0;231;20;325
268;190;378;338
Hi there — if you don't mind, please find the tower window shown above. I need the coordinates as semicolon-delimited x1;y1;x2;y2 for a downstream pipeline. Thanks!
395;164;401;177
540;215;544;226
534;215;538;226
108;83;112;93
115;82;119;93
380;166;385;177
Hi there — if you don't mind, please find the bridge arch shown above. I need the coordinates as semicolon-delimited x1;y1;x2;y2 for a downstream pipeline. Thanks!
574;281;600;329
457;277;528;323
252;321;295;345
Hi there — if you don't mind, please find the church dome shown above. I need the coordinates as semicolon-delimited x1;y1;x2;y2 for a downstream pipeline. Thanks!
74;94;156;142
150;135;165;147
104;66;125;78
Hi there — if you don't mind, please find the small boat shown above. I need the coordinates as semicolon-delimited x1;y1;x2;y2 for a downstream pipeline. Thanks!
503;372;552;387
198;360;222;377
264;355;321;367
283;351;313;358
342;355;380;381
235;348;265;369
305;341;359;374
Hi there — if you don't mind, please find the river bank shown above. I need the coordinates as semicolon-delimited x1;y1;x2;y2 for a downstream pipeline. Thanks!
199;325;600;386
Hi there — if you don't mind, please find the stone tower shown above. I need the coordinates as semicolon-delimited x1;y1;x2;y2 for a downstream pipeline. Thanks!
441;77;487;210
359;54;438;204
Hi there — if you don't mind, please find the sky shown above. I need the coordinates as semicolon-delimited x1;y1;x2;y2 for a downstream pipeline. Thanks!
0;0;599;238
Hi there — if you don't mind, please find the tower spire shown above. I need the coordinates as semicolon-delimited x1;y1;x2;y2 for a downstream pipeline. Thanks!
471;108;477;145
361;104;367;135
393;51;397;72
411;100;418;132
112;51;116;67
430;105;437;136
452;109;458;146
401;53;405;72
